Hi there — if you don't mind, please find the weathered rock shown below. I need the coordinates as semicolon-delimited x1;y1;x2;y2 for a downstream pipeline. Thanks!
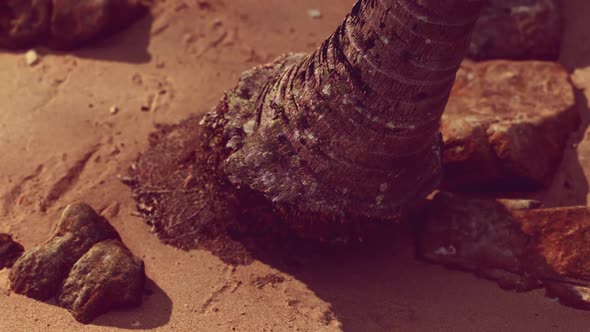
442;60;579;192
9;202;145;323
58;239;145;323
0;234;24;269
0;0;150;50
10;203;120;300
0;0;51;49
469;0;562;60
419;192;590;309
49;0;150;50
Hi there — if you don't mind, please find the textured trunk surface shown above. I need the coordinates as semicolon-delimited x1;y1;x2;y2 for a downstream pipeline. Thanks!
204;0;486;226
127;0;487;250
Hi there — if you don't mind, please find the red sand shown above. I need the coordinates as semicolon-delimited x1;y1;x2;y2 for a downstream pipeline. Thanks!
1;0;590;330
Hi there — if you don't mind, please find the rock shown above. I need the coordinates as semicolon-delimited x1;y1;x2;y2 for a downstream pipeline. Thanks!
9;202;145;323
58;239;145;323
418;192;590;309
307;9;322;19
49;0;110;50
0;234;24;269
442;60;579;192
24;49;40;66
0;0;150;50
10;203;120;300
469;0;562;60
49;0;150;50
0;0;51;49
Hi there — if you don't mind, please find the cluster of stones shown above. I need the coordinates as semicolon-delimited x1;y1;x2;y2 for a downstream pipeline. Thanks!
7;203;145;323
420;0;590;310
442;0;570;190
0;0;150;50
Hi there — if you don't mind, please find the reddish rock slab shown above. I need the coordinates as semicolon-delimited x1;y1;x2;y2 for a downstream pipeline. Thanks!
0;0;150;50
419;192;590;309
442;60;579;192
469;0;563;60
0;234;24;269
9;202;145;323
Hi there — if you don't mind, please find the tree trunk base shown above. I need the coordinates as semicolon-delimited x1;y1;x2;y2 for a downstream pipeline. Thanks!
124;56;412;262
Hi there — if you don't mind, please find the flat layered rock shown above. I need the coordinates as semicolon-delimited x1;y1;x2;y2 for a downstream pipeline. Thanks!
469;0;562;60
442;60;579;192
0;234;24;269
419;192;590;309
0;0;150;50
9;203;145;323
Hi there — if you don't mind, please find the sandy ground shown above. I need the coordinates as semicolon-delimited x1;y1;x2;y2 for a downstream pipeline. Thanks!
1;0;590;331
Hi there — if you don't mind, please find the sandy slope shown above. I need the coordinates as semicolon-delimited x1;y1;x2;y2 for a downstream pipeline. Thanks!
1;0;590;331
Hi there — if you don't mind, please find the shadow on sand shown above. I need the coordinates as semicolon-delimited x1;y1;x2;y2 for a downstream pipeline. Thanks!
93;277;173;329
70;14;154;64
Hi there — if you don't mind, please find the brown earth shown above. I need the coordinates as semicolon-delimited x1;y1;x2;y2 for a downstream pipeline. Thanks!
1;0;590;331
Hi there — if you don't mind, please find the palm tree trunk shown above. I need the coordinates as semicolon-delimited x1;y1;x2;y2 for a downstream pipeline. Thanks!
203;0;487;229
128;0;489;250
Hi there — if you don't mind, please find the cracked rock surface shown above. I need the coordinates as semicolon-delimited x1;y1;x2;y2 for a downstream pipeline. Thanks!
419;192;590;310
442;60;579;192
9;202;145;323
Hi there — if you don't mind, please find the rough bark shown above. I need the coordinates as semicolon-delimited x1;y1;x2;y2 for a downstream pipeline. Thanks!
128;0;487;247
202;0;487;229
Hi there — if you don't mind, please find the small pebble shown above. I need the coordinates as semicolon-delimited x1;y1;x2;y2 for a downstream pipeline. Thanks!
25;49;40;66
109;106;119;115
307;9;321;19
